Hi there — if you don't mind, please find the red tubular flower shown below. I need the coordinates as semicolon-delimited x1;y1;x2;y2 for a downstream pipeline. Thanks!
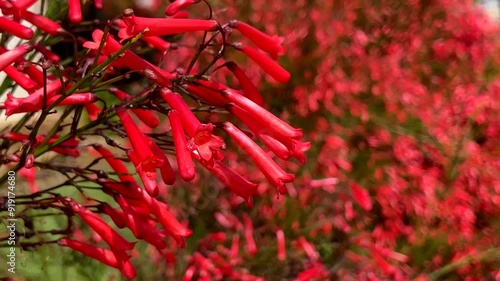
187;123;225;164
92;144;139;189
47;93;95;106
108;87;159;128
58;238;137;280
114;194;167;250
98;178;142;199
19;167;37;193
170;10;190;19
138;188;193;246
197;159;257;206
168;109;196;182
233;42;290;83
162;89;211;136
84;102;102;121
34;44;60;63
276;228;286;261
162;89;225;163
2;93;96;116
183;84;227;106
350;183;372;211
0;46;44;86
127;149;159;197
101;203;127;229
63;198;136;260
20;9;64;35
0;17;33;39
116;108;163;181
68;0;82;23
0;44;33;72
2;78;63;116
226;104;291;161
242;214;257;256
83;29;174;86
2;0;37;20
225;62;264;106
24;64;44;86
4;65;38;93
142;36;171;52
150;141;176;185
223;122;294;195
164;0;198;16
114;194;148;238
119;9;217;40
223;89;302;140
229;20;285;59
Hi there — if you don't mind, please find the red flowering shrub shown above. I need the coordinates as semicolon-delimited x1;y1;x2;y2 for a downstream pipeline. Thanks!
0;0;308;280
1;0;500;280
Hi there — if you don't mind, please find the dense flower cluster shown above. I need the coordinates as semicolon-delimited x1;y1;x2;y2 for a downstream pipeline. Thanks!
0;0;308;279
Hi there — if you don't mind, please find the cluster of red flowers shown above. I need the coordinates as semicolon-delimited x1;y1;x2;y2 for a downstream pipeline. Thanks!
0;0;309;279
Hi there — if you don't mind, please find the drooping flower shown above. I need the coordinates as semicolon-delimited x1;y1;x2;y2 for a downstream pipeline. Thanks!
2;92;96;116
222;89;303;140
196;158;257;206
58;238;136;280
0;17;33;39
226;104;291;160
223;122;294;195
3;65;38;93
141;36;171;52
225;62;264;106
164;0;198;16
0;43;33;72
186;123;225;163
114;194;167;251
116;108;163;181
149;141;176;185
127;149;159;197
68;0;82;23
118;8;217;40
84;102;102;121
168;109;195;182
34;44;60;63
63;198;136;261
228;20;285;59
2;78;63;116
101;203;127;229
92;144;140;190
138;188;193;246
20;9;64;35
233;42;290;83
162;89;225;163
184;81;230;106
